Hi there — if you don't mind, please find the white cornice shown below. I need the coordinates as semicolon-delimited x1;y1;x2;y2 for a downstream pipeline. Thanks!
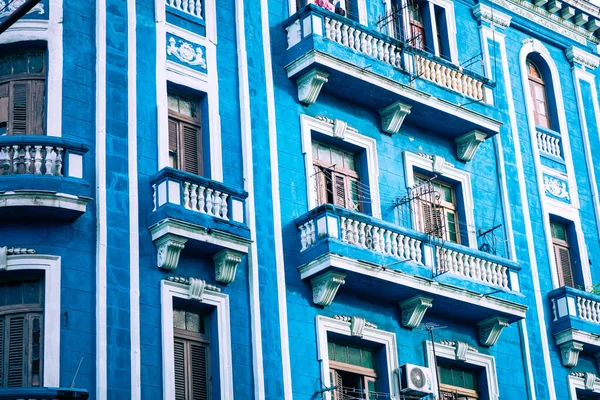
472;4;512;28
566;45;600;69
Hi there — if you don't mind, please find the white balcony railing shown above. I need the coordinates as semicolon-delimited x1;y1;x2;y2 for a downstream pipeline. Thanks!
297;205;519;291
578;295;600;324
0;144;63;176
166;0;203;19
324;17;403;70
536;128;562;159
437;248;509;289
414;55;484;101
182;181;229;220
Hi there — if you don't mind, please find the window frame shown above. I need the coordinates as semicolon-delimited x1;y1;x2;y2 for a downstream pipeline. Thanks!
425;341;498;400
315;315;398;400
413;174;460;244
301;114;381;218
161;279;233;400
403;151;477;248
167;90;203;176
567;373;600;400
550;221;575;288
527;60;551;129
438;363;480;399
1;254;61;388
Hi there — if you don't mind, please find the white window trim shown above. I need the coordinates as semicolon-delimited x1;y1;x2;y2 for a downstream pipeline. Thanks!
426;0;458;64
161;279;234;399
4;254;61;387
300;114;381;218
425;341;499;400
155;4;223;182
568;373;600;399
315;315;398;400
403;151;477;247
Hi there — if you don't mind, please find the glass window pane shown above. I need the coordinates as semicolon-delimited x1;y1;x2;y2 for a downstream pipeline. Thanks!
331;148;343;168
344;153;355;171
328;341;335;360
173;309;186;330
6;281;22;305
185;311;201;333
318;144;331;164
334;343;348;363
312;141;318;157
23;280;40;304
347;346;362;366
462;371;476;390
441;185;453;203
361;348;373;369
178;98;194;117
167;94;178;112
29;53;44;73
439;366;453;385
11;53;28;75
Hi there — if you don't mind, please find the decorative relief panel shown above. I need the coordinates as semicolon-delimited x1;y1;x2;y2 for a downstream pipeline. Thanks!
0;0;46;19
543;174;570;203
166;34;208;74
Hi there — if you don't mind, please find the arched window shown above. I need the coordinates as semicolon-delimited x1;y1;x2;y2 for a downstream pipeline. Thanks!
527;59;550;129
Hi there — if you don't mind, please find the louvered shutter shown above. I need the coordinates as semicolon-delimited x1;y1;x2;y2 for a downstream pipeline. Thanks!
174;339;187;400
0;318;3;386
6;315;25;387
333;173;347;208
10;83;27;135
554;244;574;287
181;123;201;175
190;343;208;400
169;118;179;169
420;202;444;238
330;369;343;400
29;81;45;135
0;84;8;128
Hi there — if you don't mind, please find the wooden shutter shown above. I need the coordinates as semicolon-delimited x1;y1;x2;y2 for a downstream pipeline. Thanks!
168;118;179;169
181;123;201;176
29;81;45;135
6;315;25;387
333;173;347;208
330;369;343;400
190;343;208;400
0;84;8;127
174;339;187;400
10;83;27;135
554;243;574;287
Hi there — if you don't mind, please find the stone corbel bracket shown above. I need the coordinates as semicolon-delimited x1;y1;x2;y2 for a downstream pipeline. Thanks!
167;276;221;301
155;233;188;271
310;271;346;307
477;316;509;347
455;130;487;162
379;101;412;135
560;341;584;367
297;69;329;105
399;295;433;329
0;246;37;270
213;249;243;284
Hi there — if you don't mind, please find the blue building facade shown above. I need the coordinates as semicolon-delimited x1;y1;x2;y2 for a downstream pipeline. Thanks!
2;0;600;398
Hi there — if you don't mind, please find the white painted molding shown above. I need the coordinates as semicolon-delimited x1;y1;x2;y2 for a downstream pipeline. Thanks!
0;191;91;214
471;3;512;28
5;254;61;387
332;315;377;337
154;233;187;270
398;295;433;329
403;151;477;247
165;275;221;301
161;279;233;399
310;271;346;307
300;114;382;218
455;130;487;161
425;341;499;399
213;249;243;284
316;315;398;400
565;46;600;70
559;341;584;367
0;246;36;270
296;69;329;105
379;101;412;135
477;316;509;347
568;372;600;399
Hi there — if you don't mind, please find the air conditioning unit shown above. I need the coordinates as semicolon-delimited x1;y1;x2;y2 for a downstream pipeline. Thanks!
398;363;434;395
